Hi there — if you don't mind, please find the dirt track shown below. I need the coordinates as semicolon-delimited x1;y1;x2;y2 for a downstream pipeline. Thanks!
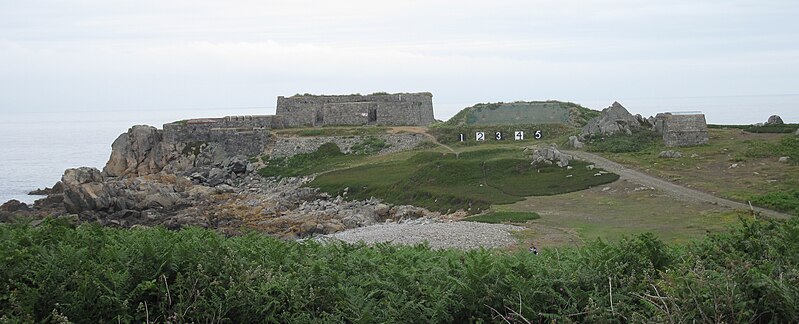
564;150;792;219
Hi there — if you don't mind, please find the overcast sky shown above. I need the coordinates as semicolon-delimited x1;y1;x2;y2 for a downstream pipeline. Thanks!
1;0;797;120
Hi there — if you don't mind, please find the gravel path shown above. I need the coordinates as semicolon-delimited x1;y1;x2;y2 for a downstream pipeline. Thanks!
318;221;524;250
564;150;792;219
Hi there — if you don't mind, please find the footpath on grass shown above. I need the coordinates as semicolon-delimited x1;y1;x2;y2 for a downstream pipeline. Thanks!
565;150;793;219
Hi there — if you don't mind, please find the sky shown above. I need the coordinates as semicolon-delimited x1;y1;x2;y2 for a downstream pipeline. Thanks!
1;0;798;121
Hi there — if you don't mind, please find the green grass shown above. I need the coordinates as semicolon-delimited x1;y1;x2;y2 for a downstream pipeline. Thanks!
750;190;799;216
709;123;799;133
310;149;619;214
258;143;362;177
585;130;661;153
742;134;799;165
463;211;540;224
2;217;799;322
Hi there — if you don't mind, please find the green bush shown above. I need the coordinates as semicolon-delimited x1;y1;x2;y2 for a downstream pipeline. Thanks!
743;134;799;165
350;136;389;155
750;190;799;215
2;217;798;322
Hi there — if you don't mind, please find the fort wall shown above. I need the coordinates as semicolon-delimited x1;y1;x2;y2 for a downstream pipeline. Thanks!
656;113;709;147
276;92;434;127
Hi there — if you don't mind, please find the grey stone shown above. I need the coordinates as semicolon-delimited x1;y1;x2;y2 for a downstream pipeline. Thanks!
652;113;709;147
766;115;784;125
794;128;799;136
567;136;584;149
276;93;434;127
0;200;30;212
530;145;573;168
103;125;166;177
778;156;791;163
581;102;649;137
658;150;684;158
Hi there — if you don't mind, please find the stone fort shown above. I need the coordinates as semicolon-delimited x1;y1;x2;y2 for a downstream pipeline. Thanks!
652;112;709;147
161;92;435;157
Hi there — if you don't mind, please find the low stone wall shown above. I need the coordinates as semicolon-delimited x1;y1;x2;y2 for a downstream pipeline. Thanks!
270;133;428;158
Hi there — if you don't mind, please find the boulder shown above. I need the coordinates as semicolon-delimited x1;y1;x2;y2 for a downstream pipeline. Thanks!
530;144;573;168
567;136;584;149
103;125;167;178
778;156;791;163
795;128;799;136
658;150;683;158
61;167;113;213
28;182;64;195
766;115;784;125
581;102;650;137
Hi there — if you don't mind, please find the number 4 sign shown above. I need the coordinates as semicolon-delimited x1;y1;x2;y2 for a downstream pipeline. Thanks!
514;131;524;140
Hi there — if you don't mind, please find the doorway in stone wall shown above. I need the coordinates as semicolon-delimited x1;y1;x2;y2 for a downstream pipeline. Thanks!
315;109;324;125
368;108;377;124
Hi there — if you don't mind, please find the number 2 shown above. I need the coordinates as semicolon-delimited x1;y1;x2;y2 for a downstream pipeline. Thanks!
476;132;485;141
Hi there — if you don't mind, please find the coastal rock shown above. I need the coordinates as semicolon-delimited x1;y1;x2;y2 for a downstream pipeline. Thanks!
28;182;64;195
0;200;30;213
103;125;167;178
581;102;651;137
766;115;784;125
61;167;112;213
529;144;573;168
658;150;684;158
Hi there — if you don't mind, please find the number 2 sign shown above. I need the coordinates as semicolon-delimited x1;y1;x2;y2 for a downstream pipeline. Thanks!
475;132;485;141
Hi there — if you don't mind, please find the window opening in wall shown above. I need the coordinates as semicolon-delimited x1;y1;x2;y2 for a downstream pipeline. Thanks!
368;108;377;123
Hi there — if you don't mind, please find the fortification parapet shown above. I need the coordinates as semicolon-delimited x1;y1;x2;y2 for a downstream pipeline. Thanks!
276;92;434;127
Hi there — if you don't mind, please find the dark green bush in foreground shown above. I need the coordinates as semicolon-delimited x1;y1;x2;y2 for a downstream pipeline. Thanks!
1;217;798;323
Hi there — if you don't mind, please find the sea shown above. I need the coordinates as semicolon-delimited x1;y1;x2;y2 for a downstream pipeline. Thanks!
1;94;797;205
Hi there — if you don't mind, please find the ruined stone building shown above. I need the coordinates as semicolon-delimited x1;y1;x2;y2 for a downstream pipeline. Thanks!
652;112;709;147
276;93;435;127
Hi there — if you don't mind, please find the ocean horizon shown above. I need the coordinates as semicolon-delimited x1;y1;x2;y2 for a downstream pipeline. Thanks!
2;94;797;205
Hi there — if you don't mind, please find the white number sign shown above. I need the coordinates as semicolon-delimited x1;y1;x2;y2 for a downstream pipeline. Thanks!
495;131;503;140
459;133;465;142
514;131;524;140
476;132;485;141
534;130;543;140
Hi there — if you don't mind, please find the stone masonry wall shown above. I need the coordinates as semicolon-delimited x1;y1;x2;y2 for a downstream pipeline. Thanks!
270;133;428;158
659;113;709;147
276;93;434;127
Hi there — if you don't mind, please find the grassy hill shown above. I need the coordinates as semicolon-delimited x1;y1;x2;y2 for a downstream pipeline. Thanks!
443;100;600;127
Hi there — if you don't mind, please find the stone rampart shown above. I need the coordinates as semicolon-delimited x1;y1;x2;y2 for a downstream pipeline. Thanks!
656;113;709;147
270;133;428;158
276;93;434;127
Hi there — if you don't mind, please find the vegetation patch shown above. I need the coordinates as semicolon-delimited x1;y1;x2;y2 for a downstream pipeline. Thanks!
709;123;799;134
750;190;799;215
585;130;661;153
442;100;597;128
310;149;619;214
350;136;389;155
258;143;359;177
464;211;540;224
742;134;799;165
2;217;799;322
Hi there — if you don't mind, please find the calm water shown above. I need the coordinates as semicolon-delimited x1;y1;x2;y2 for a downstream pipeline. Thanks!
1;95;797;204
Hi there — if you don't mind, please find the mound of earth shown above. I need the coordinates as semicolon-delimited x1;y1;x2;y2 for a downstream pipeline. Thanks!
443;101;599;127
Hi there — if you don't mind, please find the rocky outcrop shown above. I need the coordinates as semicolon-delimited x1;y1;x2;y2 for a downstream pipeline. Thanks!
795;128;799;136
766;115;784;125
103;125;167;177
528;144;573;167
581;102;651;137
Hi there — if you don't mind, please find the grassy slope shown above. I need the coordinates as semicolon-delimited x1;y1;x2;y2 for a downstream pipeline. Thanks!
310;148;618;214
588;129;799;215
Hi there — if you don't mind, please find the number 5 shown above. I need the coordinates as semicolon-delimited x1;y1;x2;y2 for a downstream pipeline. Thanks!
534;130;543;140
